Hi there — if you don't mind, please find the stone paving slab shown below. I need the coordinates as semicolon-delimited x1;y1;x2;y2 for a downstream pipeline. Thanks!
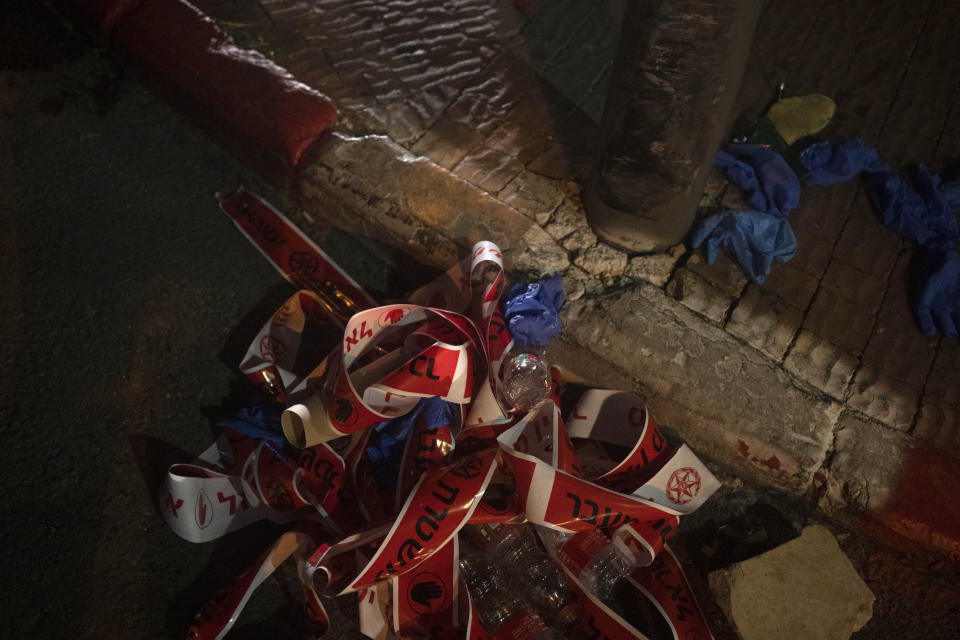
784;330;859;401
726;285;803;362
852;253;939;423
708;525;875;640
730;0;823;116
914;340;960;458
666;267;737;326
759;237;827;307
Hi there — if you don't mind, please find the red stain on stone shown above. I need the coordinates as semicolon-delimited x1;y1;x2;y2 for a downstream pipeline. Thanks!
875;446;960;561
736;439;750;458
762;456;781;471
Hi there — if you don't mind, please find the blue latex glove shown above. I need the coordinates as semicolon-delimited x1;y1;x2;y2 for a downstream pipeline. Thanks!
692;210;798;284
863;164;960;253
219;404;285;445
503;275;566;349
941;178;960;212
715;143;801;217
365;396;455;489
913;249;960;337
801;139;884;186
794;138;960;336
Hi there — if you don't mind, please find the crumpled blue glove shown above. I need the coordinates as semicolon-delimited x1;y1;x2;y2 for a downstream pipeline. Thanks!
692;210;798;284
912;248;960;337
941;177;960;212
863;164;960;253
503;275;565;349
796;138;960;337
801;139;884;186
365;396;455;489
715;143;801;217
218;404;285;444
861;163;960;337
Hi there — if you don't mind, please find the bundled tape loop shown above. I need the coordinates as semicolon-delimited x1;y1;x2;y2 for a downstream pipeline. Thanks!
187;527;320;640
281;305;483;447
160;429;346;544
161;191;721;640
345;449;498;591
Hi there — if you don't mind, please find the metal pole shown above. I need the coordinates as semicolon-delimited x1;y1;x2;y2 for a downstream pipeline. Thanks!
585;0;762;253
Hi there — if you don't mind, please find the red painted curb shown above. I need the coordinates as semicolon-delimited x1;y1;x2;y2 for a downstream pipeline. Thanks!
874;445;960;564
71;0;141;35
74;0;337;179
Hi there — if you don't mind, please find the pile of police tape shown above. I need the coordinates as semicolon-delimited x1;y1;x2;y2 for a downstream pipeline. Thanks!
160;189;721;640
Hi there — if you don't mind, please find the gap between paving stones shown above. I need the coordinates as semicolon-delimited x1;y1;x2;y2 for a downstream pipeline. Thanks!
830;1;934;431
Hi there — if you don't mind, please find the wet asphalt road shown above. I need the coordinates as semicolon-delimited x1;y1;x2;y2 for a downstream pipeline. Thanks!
0;4;388;638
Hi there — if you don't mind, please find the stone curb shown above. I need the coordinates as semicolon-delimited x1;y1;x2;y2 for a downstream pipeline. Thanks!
292;132;960;562
294;133;842;494
558;288;842;495
296;132;569;274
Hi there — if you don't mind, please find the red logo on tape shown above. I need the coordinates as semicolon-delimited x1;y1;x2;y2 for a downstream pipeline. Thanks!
666;467;701;505
378;307;406;328
288;251;319;277
196;490;212;529
259;336;287;363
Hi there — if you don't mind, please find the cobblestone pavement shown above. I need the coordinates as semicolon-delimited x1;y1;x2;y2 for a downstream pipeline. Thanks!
192;0;617;174
701;0;960;436
197;0;960;562
679;0;960;551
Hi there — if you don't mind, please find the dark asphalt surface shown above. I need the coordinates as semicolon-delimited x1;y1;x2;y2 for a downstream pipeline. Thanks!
2;3;959;640
0;4;386;638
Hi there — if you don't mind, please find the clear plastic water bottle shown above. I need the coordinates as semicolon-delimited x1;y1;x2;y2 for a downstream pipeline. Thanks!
478;594;556;640
501;348;551;413
486;523;537;567
537;527;634;602
459;549;556;639
459;550;505;602
485;525;579;630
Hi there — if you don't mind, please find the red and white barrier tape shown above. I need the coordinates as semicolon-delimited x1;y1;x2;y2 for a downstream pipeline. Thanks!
161;189;722;640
